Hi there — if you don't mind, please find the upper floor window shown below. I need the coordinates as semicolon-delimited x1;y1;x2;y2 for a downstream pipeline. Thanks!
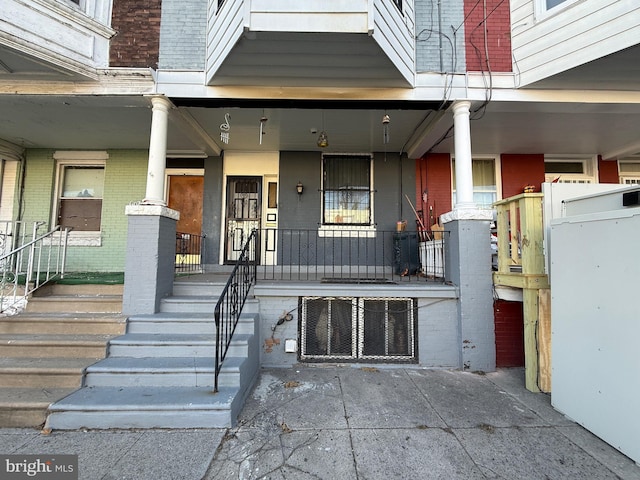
322;154;373;226
535;0;578;18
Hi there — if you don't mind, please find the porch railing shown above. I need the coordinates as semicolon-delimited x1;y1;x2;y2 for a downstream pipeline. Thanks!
213;229;257;393
0;222;69;314
252;228;448;283
175;231;205;274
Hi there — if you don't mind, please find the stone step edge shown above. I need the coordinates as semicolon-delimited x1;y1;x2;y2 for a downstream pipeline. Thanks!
86;356;244;374
108;333;252;346
47;386;238;411
0;388;77;408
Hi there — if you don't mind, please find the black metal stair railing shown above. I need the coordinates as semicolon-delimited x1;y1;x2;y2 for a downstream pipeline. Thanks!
213;229;257;393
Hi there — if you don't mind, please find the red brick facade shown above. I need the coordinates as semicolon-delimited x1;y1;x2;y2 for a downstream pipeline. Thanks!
415;153;452;228
464;0;512;72
110;0;161;68
500;154;545;198
494;300;525;367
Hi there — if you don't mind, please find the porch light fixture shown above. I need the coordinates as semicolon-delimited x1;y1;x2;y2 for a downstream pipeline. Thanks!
317;110;328;148
296;181;304;195
382;113;390;144
317;131;329;148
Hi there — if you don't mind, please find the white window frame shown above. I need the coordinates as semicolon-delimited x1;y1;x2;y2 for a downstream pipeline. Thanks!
51;151;108;247
451;155;502;210
319;153;375;238
534;0;580;21
618;156;640;185
544;155;596;184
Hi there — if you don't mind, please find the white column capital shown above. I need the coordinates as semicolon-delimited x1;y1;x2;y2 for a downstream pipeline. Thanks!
149;95;173;113
451;100;472;115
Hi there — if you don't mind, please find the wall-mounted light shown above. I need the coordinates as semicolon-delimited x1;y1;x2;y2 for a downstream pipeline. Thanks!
296;181;304;195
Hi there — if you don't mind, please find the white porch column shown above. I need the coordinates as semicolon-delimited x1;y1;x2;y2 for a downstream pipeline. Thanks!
143;96;172;205
452;100;475;211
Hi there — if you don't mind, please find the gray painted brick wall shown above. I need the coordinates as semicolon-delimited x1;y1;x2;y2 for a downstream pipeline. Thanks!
257;296;300;368
445;219;495;371
257;294;460;369
158;0;207;69
123;214;177;315
415;0;466;73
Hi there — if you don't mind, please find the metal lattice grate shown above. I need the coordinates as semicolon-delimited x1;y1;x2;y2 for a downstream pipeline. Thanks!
300;297;416;363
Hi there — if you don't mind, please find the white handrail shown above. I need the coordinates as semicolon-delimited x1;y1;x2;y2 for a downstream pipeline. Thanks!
0;222;70;314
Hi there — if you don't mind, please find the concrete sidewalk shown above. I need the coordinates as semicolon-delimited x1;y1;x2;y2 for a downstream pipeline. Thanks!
1;367;639;480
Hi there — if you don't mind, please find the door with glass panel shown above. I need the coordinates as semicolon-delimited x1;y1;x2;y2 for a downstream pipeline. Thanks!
224;176;261;264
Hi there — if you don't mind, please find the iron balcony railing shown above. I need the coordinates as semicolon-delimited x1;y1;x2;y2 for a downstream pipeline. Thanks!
175;231;205;274
0;221;69;314
213;229;257;393
249;228;448;283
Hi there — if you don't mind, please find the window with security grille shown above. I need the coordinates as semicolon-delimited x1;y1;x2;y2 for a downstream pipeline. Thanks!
322;154;372;225
300;296;416;362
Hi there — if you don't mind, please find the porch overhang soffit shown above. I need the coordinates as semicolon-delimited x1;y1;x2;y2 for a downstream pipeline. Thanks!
206;0;416;88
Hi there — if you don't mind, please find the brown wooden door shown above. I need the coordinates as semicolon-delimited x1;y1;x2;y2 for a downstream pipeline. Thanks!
168;175;204;235
168;175;204;257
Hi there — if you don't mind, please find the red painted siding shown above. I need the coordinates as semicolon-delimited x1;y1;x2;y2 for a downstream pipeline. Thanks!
598;155;620;183
110;0;161;68
416;153;452;228
500;154;545;198
464;0;512;72
494;300;525;367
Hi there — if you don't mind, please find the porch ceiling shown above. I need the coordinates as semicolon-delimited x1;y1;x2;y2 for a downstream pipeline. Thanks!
1;93;639;159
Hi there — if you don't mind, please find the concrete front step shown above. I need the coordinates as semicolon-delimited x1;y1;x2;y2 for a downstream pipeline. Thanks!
45;385;245;429
126;312;255;335
25;295;123;314
0;357;100;388
159;296;219;314
159;296;258;314
107;333;251;358
172;281;226;297
0;334;115;358
34;284;124;296
0;387;77;428
84;356;247;388
0;313;126;335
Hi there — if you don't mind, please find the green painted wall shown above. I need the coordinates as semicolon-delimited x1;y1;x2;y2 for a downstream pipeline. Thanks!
21;149;147;272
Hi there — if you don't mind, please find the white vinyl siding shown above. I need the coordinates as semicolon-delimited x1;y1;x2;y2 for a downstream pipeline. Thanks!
511;0;640;86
